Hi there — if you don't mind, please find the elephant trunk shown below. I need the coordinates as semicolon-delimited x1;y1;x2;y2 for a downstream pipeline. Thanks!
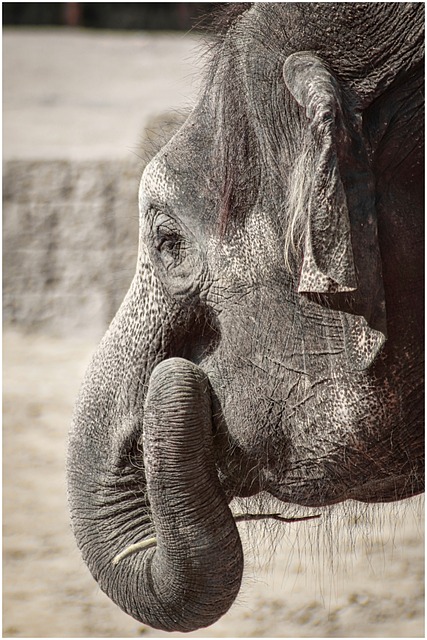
68;357;243;632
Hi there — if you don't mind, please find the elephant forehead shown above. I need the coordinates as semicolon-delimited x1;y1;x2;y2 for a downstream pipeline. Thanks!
139;154;178;211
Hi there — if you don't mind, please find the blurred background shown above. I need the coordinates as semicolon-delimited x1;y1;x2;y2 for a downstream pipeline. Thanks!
3;2;216;30
3;3;424;638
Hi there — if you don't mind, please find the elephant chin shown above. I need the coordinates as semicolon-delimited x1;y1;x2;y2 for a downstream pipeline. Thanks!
70;358;244;633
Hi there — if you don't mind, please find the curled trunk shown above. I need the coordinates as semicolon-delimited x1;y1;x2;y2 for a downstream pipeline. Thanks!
68;356;243;632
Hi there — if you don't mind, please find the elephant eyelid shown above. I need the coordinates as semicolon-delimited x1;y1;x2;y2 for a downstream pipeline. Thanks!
147;205;166;224
148;207;180;234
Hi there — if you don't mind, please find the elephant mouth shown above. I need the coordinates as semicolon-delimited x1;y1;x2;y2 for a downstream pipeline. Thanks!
346;475;425;503
265;473;425;508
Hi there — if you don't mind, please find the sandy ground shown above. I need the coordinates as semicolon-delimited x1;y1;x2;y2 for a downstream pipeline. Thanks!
3;28;425;638
3;329;425;638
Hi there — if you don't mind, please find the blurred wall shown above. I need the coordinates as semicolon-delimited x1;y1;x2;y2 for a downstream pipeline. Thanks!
3;158;139;338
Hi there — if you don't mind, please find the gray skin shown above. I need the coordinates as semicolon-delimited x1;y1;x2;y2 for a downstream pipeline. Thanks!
67;3;424;633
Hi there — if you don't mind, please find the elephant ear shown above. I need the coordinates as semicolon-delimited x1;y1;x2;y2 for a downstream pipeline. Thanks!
283;52;387;369
283;52;356;294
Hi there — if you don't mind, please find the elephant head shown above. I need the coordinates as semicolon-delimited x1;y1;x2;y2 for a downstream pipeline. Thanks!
67;3;424;632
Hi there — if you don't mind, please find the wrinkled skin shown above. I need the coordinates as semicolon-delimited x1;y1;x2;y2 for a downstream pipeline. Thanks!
67;3;424;633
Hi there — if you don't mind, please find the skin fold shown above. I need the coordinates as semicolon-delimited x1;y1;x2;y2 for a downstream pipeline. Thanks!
67;3;424;632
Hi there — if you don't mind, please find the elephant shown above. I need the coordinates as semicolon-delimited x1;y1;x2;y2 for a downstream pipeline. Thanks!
67;2;424;633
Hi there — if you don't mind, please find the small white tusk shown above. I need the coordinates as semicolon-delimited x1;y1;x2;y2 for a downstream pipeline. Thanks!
112;537;157;566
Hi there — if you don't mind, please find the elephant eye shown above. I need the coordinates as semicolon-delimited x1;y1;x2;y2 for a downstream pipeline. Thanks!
153;216;186;271
157;230;182;265
147;207;199;297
